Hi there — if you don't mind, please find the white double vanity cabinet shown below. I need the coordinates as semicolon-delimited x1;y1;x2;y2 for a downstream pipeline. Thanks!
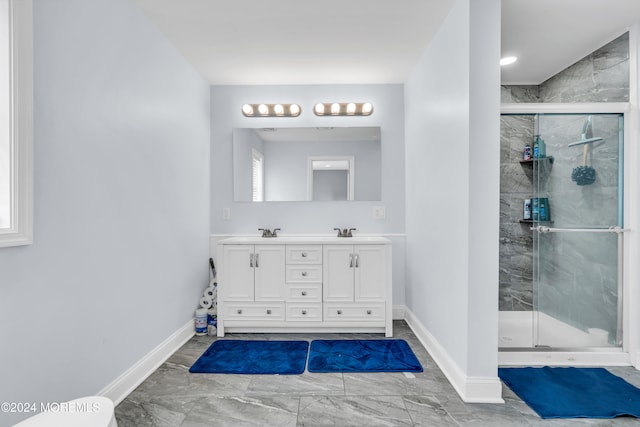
216;237;392;337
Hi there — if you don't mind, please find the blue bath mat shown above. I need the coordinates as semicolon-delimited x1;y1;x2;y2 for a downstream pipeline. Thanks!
499;367;640;419
307;339;423;373
189;340;309;374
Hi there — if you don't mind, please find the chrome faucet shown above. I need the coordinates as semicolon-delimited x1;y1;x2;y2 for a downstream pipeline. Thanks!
259;228;280;238
334;228;356;237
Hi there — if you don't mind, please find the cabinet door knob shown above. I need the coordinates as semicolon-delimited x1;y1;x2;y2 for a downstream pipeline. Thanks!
301;291;307;296
301;271;307;277
266;309;272;315
237;309;243;315
301;252;307;258
337;310;342;315
367;310;372;315
302;310;307;315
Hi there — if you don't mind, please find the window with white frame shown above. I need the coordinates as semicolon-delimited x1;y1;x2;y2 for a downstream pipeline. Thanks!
0;0;33;247
252;148;264;202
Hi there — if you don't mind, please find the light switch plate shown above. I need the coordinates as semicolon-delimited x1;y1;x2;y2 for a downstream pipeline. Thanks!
373;206;386;219
222;207;231;220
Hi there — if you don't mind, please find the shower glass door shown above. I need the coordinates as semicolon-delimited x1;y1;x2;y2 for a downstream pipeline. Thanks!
533;113;624;349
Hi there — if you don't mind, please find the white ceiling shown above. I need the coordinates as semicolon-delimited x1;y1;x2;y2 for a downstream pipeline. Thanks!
501;0;640;85
136;0;640;86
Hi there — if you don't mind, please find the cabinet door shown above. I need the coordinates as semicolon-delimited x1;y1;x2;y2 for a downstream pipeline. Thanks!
254;245;286;301
323;245;354;301
354;245;387;301
223;245;254;300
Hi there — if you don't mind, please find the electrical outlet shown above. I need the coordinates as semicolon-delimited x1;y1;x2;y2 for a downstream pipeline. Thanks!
373;206;386;220
222;207;231;220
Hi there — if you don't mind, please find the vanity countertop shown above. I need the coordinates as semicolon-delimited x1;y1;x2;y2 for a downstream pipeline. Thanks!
218;236;391;245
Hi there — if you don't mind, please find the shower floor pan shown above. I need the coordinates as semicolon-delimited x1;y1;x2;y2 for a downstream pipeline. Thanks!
498;311;629;366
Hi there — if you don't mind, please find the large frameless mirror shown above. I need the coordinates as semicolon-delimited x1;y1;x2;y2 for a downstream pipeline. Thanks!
232;127;381;202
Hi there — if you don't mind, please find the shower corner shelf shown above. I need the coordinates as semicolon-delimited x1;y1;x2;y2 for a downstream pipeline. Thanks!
519;219;554;224
519;156;554;165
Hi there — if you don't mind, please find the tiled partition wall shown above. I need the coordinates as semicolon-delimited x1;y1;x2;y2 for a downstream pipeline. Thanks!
499;33;629;312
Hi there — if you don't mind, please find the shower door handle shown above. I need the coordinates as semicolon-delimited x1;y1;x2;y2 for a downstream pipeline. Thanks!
531;225;628;234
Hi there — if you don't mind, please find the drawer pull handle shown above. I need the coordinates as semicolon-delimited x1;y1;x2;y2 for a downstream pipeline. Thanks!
337;310;342;315
301;271;307;277
266;309;272;315
367;310;372;315
302;310;307;315
237;309;242;315
301;291;307;296
301;252;307;258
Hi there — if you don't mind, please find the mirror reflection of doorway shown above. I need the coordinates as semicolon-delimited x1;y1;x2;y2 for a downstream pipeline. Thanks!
307;157;354;201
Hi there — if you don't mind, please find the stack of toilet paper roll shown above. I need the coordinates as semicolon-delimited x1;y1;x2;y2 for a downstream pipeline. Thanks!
199;280;218;314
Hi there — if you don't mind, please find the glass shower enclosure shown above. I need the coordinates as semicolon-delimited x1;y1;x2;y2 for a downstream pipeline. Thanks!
500;109;626;352
533;112;623;349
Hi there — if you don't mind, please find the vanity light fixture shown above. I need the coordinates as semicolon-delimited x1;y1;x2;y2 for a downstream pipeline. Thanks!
313;102;373;116
241;103;302;117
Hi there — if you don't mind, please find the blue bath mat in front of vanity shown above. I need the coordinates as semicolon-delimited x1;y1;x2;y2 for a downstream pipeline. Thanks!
189;340;309;374
499;367;640;419
307;339;423;373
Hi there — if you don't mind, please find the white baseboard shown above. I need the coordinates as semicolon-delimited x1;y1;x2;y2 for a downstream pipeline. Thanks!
403;307;504;403
97;320;195;405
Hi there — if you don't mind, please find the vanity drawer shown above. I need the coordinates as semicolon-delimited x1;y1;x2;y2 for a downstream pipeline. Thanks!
323;303;385;321
286;303;323;321
224;303;285;320
286;265;322;283
286;284;322;302
286;245;322;264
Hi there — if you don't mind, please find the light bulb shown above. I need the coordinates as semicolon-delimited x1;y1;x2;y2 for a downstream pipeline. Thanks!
242;104;254;115
289;104;300;116
362;103;373;114
274;104;284;115
258;104;269;115
331;103;340;114
346;103;356;114
314;103;325;115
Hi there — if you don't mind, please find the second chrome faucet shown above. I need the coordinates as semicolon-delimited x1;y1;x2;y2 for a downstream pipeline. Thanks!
259;228;280;238
334;228;356;237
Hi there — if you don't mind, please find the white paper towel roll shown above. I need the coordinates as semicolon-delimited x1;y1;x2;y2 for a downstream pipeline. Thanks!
199;295;213;309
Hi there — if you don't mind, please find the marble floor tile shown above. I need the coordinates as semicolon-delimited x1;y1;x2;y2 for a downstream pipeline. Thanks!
343;372;446;396
246;372;345;397
115;320;640;426
182;396;299;427
298;395;413;426
402;395;458;427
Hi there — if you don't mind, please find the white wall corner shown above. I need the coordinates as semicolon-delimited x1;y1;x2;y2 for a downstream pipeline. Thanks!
97;320;195;405
404;308;504;403
392;304;406;320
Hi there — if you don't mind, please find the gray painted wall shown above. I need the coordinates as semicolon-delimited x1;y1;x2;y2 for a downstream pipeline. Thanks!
210;84;406;305
0;0;211;424
405;0;501;381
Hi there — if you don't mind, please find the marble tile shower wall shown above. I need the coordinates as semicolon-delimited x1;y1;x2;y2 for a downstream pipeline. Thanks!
499;33;629;313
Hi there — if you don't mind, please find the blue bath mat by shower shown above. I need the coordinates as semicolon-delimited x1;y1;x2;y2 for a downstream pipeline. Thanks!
307;339;423;373
189;340;308;374
499;367;640;419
